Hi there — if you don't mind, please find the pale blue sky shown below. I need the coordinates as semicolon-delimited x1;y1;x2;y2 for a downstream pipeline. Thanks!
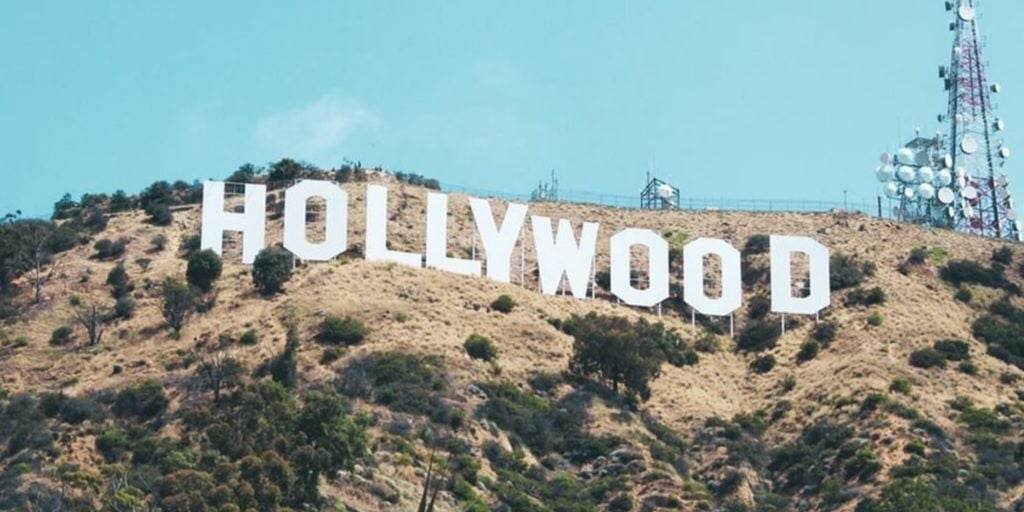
2;1;1023;217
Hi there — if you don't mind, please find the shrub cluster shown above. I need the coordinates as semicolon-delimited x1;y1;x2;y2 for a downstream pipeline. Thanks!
464;334;498;362
316;315;369;346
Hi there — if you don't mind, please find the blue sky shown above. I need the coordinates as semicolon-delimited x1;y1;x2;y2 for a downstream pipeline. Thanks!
2;1;1023;218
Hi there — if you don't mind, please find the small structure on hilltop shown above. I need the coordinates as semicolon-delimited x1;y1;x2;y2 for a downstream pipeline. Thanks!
640;172;680;210
876;0;1019;241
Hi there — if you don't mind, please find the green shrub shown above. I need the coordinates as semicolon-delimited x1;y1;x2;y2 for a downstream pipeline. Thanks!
490;294;516;313
564;312;668;400
114;296;136;319
317;315;368;345
954;287;973;303
186;249;222;293
750;354;776;374
161;278;198;332
940;259;1019;294
695;333;720;353
992;246;1014;265
933;339;970;361
339;352;451;423
239;329;259;345
145;203;173;226
830;254;875;290
320;347;345;365
464;334;498;362
867;312;884;327
907;247;928;265
106;262;133;298
797;341;820;362
737;319;781;352
113;379;168;419
889;378;912;395
252;247;293;296
50;325;74;346
957;361;978;375
93;238;126;260
744;234;771;254
747;294;771;320
909;349;946;369
810;320;839;344
843;286;886;307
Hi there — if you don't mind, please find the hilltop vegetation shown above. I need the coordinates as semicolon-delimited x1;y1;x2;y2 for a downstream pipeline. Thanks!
1;165;1024;511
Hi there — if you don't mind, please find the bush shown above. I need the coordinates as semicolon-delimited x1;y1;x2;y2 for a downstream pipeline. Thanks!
145;203;173;226
464;334;498;362
750;354;776;374
867;312;884;327
252;247;293;296
797;341;820;362
490;294;516;313
239;329;259;345
909;349;946;369
907;247;928;265
940;260;1019;293
50;325;74;346
150;234;168;252
113;379;168;419
93;238;126;260
889;378;912;395
186;249;222;293
267;326;300;388
316;315;369;345
744;234;771;255
933;339;970;361
830;254;875;290
747;294;771;320
844;286;886;307
810;320;839;344
339;352;450;423
695;333;720;353
320;347;345;365
954;287;973;303
993;246;1014;265
957;361;978;375
106;262;133;298
737;320;781;352
114;296;136;319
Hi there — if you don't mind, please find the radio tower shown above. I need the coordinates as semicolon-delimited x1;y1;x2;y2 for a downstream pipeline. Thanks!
941;0;1019;240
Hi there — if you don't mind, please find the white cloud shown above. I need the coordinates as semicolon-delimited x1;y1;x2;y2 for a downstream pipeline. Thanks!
254;93;377;160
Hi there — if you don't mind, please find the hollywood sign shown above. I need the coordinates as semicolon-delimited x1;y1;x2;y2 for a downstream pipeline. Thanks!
200;180;831;316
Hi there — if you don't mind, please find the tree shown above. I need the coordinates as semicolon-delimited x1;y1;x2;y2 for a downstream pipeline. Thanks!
186;249;223;293
252;247;293;296
566;313;666;400
10;220;58;304
161;278;198;333
196;352;244;402
71;299;111;346
268;326;301;388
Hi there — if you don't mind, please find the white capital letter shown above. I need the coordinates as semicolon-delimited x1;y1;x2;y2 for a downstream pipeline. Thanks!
683;238;742;316
770;235;831;315
283;180;348;261
201;181;266;264
610;229;670;307
365;185;422;268
426;192;481;276
531;216;599;299
469;198;528;282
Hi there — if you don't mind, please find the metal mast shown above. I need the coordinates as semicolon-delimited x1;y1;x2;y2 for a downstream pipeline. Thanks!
941;0;1019;240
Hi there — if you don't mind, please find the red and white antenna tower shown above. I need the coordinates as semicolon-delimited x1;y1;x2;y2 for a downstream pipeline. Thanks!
941;0;1019;240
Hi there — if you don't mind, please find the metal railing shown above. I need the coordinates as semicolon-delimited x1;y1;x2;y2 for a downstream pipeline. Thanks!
440;182;881;217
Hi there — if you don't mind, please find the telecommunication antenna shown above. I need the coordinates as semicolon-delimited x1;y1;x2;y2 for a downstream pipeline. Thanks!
640;170;681;210
531;170;559;202
877;1;1019;240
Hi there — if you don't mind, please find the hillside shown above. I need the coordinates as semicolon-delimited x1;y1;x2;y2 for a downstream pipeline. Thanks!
2;171;1024;511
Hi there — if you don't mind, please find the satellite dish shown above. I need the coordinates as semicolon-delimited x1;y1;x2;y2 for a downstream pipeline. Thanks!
962;136;979;154
904;187;916;199
1008;209;1019;222
992;83;1002;94
948;207;957;218
876;165;896;182
1000;147;1011;159
918;183;936;200
997;175;1009;187
897;166;917;182
915;151;931;166
941;154;953;168
959;4;976;21
962;186;979;200
955;167;967;178
995;119;1006;131
938;187;956;204
657;184;674;199
937;169;953;186
919;167;935;182
956;177;967;189
880;152;893;164
896;148;915;165
964;204;976;218
884;182;901;199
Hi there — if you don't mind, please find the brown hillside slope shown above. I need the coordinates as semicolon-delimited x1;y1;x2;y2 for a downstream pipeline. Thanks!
2;175;1024;511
